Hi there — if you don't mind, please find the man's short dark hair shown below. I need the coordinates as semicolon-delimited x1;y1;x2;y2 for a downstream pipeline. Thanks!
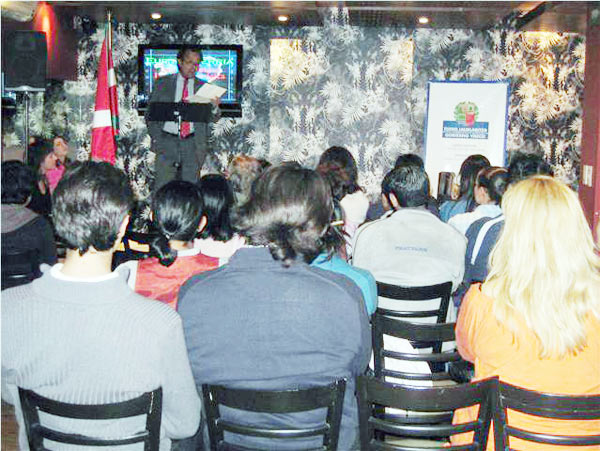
381;165;430;208
53;162;134;255
177;46;202;61
394;153;424;169
508;152;553;185
1;160;35;205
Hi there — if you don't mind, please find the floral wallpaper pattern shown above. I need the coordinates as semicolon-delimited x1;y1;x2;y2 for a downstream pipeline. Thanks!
3;14;585;226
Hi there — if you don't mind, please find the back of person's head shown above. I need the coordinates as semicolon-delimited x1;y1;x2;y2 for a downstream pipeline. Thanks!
394;153;424;169
316;160;360;201
227;154;264;205
485;176;600;358
28;140;55;178
151;180;203;267
458;154;490;207
508;152;553;185
476;166;509;204
198;174;235;242
1;161;35;205
53;161;134;255
381;165;430;209
235;165;333;266
318;146;358;185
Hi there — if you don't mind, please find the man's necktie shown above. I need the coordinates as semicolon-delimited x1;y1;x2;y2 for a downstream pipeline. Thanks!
180;80;191;138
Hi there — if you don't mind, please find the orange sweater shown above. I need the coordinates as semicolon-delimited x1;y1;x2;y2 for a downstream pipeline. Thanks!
452;284;600;450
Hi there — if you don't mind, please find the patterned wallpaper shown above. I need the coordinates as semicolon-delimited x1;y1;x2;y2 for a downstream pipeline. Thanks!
3;15;585;225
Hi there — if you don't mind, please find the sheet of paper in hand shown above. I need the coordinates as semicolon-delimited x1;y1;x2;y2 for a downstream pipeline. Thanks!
188;83;227;103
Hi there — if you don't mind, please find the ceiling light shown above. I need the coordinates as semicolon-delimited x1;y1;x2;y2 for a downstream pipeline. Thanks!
151;12;162;20
418;16;429;24
277;15;289;22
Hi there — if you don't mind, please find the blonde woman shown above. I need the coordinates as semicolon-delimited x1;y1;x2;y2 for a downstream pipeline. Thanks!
452;176;600;449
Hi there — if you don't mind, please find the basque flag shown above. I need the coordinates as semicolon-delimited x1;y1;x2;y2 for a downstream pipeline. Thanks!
91;21;119;164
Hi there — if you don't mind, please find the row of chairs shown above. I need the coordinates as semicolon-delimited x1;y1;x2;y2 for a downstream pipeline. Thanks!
18;376;600;450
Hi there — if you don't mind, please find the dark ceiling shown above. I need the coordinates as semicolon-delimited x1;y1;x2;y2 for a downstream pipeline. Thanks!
1;1;592;33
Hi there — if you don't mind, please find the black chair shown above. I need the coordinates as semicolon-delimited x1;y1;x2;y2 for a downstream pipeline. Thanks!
18;387;162;451
372;313;461;383
494;380;600;449
376;281;453;324
202;379;346;451
1;248;41;290
357;375;496;450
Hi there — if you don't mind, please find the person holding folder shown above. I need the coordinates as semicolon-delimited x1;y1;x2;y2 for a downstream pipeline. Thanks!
146;46;221;190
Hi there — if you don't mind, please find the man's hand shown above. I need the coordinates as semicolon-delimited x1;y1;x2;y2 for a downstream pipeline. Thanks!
210;96;221;108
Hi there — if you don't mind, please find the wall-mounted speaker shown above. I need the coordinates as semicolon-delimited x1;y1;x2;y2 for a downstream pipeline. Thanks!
3;31;47;91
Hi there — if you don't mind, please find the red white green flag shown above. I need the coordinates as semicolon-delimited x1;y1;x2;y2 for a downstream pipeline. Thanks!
91;20;119;164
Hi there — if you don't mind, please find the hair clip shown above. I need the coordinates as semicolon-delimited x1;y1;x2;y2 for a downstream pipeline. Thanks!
330;220;344;227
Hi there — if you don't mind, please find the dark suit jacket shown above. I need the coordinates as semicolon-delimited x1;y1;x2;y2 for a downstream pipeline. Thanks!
145;74;217;160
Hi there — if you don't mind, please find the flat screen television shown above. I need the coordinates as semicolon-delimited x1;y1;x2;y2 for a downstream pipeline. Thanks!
138;44;242;117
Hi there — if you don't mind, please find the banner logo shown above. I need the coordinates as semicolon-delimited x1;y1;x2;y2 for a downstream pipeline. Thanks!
442;101;489;139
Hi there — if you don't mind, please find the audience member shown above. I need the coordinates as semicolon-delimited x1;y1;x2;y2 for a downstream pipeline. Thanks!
194;174;245;262
226;154;264;205
439;154;490;222
367;153;440;220
452;175;600;448
45;135;72;192
352;164;466;321
456;153;553;307
317;146;369;257
1;162;201;450
27;141;56;216
178;164;371;450
448;166;508;235
120;180;219;310
1;161;57;280
312;201;378;315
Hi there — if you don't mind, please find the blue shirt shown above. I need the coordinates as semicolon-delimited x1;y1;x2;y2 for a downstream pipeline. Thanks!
312;253;377;315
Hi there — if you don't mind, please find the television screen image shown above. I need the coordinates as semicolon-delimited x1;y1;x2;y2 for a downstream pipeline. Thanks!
138;44;243;117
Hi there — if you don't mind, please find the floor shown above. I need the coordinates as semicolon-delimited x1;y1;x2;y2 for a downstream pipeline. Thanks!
1;401;18;451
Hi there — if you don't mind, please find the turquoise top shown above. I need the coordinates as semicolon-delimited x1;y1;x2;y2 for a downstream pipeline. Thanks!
312;253;378;315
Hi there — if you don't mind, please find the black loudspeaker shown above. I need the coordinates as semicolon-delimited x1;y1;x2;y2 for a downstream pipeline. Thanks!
3;31;47;91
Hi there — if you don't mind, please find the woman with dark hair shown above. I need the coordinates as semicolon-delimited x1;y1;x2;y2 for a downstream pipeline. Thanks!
311;200;377;315
317;146;369;258
27;141;57;217
194;174;245;263
178;164;371;450
1;161;57;279
439;154;490;222
448;166;508;235
119;180;218;310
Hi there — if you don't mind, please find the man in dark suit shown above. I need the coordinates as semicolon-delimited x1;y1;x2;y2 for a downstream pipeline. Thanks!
145;46;219;190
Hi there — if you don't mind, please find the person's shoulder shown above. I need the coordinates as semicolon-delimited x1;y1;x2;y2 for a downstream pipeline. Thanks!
306;264;364;303
177;265;228;308
123;290;182;327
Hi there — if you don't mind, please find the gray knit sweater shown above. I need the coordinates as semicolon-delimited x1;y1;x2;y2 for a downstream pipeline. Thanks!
1;265;201;450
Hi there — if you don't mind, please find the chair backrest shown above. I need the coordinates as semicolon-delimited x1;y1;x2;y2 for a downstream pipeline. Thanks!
1;248;41;290
18;387;162;451
376;281;452;324
494;380;600;448
202;379;346;451
372;313;460;383
357;375;496;450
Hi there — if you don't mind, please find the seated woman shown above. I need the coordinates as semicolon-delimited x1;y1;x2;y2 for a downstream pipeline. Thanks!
448;166;508;235
317;146;369;258
312;181;377;315
439;154;490;222
27;141;58;217
120;180;219;310
178;164;371;450
452;176;600;449
1;161;57;281
194;174;245;263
